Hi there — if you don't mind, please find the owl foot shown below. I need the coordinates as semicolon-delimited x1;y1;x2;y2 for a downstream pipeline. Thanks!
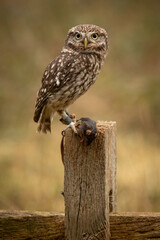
60;115;73;125
61;118;97;145
58;109;77;134
62;121;78;135
59;109;76;125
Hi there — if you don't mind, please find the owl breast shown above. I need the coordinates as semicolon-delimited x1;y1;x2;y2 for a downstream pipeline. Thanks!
48;52;102;110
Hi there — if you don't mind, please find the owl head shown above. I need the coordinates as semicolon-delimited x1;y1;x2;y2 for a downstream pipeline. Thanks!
64;24;108;55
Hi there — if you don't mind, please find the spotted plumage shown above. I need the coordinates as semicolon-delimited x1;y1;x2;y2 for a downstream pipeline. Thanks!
33;24;108;133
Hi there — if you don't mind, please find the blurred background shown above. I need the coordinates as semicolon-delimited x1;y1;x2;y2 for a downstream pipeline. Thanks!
0;0;160;213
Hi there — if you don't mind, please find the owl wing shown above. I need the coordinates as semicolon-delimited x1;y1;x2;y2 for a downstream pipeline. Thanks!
33;52;80;122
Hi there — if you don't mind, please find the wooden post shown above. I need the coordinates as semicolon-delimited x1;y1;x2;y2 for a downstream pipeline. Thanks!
64;121;117;240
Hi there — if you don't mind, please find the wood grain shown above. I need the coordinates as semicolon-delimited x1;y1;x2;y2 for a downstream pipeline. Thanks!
98;121;117;213
110;212;160;240
0;211;160;239
63;122;116;239
0;211;65;240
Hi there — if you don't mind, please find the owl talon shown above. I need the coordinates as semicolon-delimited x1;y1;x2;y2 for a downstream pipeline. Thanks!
62;121;78;134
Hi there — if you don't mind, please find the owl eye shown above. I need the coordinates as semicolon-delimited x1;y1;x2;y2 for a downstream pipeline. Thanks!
91;33;98;40
75;33;82;40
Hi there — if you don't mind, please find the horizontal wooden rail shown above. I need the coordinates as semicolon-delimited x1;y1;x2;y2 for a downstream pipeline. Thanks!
0;211;160;239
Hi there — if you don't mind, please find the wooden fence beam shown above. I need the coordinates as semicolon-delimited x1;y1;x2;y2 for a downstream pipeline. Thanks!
0;211;64;240
110;212;160;240
0;211;160;239
63;121;116;239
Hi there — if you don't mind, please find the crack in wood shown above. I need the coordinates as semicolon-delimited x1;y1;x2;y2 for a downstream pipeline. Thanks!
76;178;82;237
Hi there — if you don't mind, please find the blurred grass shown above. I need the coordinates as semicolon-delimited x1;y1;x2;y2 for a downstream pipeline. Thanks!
0;0;160;212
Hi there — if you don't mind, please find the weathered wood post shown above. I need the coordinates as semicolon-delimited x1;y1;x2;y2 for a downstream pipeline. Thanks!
64;121;117;240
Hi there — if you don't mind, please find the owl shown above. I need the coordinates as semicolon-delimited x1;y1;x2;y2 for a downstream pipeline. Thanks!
33;24;108;133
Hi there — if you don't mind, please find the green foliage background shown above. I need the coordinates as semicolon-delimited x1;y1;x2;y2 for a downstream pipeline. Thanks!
0;0;160;212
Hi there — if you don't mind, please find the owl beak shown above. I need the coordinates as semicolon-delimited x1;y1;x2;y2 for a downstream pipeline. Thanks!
84;37;88;49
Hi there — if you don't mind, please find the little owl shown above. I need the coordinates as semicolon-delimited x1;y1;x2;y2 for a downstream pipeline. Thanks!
33;24;108;133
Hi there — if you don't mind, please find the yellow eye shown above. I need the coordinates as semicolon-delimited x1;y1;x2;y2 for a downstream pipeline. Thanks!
75;33;82;40
91;33;98;40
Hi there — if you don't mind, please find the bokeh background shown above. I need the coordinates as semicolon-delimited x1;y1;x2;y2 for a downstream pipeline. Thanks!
0;0;160;213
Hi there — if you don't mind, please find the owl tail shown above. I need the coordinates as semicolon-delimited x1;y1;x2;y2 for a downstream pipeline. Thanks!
37;106;55;134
